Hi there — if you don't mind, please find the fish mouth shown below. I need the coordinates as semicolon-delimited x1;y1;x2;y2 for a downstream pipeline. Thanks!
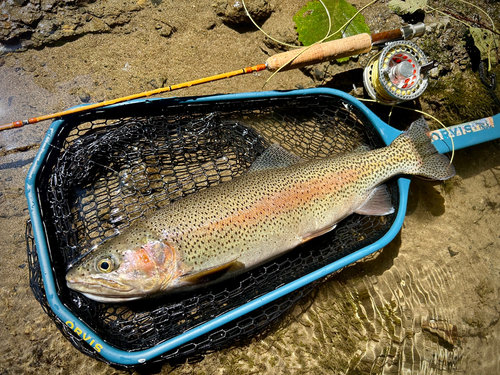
80;292;143;303
66;274;135;294
66;277;146;303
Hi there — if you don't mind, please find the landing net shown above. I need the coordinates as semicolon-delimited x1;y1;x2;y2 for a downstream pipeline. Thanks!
26;93;398;366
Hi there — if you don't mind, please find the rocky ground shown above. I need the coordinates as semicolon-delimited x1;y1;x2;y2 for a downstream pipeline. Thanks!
0;0;499;374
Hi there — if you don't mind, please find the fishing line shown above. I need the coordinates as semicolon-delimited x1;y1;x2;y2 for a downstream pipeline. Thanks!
259;0;379;87
457;0;497;33
243;0;332;87
426;0;498;71
241;0;330;49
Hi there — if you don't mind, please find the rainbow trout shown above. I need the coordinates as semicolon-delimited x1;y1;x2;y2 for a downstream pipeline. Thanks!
66;118;455;302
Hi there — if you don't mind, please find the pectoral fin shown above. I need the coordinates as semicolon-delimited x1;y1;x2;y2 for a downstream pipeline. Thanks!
179;259;246;284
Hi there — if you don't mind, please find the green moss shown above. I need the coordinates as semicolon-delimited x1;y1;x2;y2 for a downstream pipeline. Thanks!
418;36;443;64
441;175;462;195
424;66;500;127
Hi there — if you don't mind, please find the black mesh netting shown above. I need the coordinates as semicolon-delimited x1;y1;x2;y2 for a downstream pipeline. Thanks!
26;93;399;367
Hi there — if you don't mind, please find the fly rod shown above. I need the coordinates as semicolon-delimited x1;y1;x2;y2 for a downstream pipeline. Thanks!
0;23;424;132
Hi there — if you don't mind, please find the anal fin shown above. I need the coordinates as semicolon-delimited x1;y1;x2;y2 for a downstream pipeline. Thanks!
355;185;394;216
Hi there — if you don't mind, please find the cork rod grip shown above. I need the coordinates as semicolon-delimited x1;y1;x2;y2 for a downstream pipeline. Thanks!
265;33;373;72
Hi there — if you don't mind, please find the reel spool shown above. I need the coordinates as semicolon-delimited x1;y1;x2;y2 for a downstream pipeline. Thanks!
363;41;433;105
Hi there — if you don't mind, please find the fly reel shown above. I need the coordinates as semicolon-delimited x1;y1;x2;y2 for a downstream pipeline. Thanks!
363;41;434;105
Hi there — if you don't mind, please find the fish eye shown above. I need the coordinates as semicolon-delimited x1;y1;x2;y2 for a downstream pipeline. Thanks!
96;257;115;273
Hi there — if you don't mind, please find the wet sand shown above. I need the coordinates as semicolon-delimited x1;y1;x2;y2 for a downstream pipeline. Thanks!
1;0;499;374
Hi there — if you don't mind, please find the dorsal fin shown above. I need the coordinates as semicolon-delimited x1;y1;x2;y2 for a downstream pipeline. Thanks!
352;144;371;153
248;144;303;172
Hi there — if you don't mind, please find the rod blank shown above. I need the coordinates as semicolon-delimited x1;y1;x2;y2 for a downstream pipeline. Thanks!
0;25;425;131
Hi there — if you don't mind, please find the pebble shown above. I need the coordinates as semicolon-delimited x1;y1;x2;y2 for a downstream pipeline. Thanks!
214;0;273;26
74;88;91;103
0;0;144;49
149;76;167;89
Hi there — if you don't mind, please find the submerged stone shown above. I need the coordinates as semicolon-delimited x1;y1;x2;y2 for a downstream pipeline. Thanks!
214;0;273;26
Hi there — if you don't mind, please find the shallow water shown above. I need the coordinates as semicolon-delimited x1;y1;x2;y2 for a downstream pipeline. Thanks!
1;0;499;374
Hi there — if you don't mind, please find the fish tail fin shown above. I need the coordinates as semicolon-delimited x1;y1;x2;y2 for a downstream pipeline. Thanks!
393;117;456;180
